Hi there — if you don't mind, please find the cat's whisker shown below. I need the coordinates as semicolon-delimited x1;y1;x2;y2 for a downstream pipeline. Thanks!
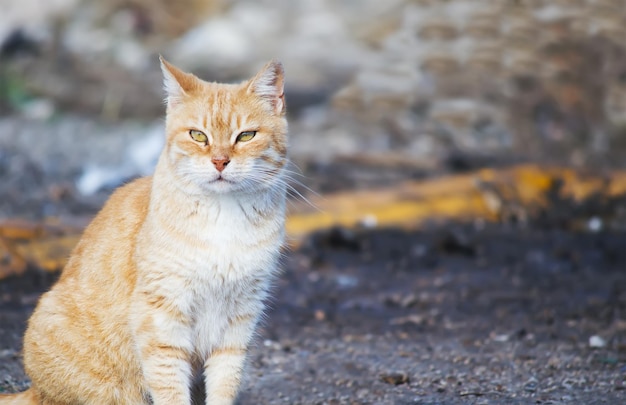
276;167;308;179
283;159;309;177
242;169;320;211
285;185;319;211
254;165;320;197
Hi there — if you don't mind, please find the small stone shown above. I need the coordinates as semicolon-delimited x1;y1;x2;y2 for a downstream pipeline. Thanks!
0;349;17;359
359;214;378;228
390;314;424;326
589;335;606;348
400;293;419;308
335;274;359;289
587;217;603;232
491;333;509;342
380;371;410;385
356;388;370;399
20;98;55;121
263;339;280;350
561;378;575;389
523;377;538;392
314;309;326;321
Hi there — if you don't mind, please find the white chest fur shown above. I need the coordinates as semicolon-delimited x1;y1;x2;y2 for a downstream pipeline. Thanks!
135;186;285;360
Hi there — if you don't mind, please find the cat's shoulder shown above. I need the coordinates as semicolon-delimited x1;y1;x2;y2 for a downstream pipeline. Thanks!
108;176;151;207
92;176;153;225
115;176;153;199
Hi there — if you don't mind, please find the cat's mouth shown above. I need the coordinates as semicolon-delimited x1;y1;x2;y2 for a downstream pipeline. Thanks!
211;175;235;184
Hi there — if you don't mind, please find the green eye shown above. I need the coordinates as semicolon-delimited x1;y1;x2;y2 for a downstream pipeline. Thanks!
189;129;208;144
236;131;256;143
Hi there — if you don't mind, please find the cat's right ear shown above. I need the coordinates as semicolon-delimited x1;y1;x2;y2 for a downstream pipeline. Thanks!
247;60;285;115
159;56;200;106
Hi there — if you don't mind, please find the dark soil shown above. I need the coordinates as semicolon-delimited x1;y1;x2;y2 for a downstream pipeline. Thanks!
2;220;625;404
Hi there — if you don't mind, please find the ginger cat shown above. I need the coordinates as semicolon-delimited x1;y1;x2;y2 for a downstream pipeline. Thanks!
0;57;288;405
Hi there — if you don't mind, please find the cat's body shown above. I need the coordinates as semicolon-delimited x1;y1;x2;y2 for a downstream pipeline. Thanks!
0;58;288;405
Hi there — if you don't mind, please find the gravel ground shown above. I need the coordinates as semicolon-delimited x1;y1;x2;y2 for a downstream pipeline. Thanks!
2;223;625;404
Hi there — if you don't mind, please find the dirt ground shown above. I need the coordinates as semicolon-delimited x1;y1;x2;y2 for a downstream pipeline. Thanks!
3;1;626;402
1;217;625;404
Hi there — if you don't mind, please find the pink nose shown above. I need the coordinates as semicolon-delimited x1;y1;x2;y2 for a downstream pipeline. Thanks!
212;156;230;172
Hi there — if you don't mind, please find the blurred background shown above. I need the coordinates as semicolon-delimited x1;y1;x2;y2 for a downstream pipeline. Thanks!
1;0;626;220
2;2;626;402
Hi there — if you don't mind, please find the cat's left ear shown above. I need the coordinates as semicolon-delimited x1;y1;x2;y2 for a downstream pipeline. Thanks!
247;60;285;115
159;55;200;106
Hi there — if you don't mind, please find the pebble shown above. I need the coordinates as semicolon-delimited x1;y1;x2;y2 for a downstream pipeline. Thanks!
523;377;538;392
492;333;510;342
380;371;410;385
356;388;370;399
335;274;359;289
0;349;17;359
589;335;606;348
19;98;55;121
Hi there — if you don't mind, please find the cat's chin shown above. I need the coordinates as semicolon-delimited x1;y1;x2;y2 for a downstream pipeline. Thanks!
203;178;238;194
201;178;273;195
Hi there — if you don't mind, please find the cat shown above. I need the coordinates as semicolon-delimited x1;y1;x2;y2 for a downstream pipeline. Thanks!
0;56;288;405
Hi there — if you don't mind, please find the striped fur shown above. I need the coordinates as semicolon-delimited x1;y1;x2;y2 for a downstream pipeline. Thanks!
0;59;288;405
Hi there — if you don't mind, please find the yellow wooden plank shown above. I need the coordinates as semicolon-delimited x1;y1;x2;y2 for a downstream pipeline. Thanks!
286;164;626;240
1;164;625;279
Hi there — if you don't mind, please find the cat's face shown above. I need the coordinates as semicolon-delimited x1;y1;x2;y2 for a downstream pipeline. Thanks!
160;58;287;195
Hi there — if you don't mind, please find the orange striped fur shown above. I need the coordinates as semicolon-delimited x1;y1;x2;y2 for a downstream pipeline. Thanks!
0;58;288;405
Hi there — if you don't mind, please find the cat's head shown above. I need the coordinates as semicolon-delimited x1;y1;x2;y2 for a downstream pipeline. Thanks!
159;57;287;195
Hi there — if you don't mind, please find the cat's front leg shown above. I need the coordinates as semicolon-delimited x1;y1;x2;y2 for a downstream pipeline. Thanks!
132;300;194;404
140;339;193;405
204;313;259;405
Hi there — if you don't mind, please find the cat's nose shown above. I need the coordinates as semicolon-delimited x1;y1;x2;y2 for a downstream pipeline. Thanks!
212;156;230;172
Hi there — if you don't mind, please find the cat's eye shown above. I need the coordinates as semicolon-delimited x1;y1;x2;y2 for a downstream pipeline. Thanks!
236;131;256;143
189;129;208;144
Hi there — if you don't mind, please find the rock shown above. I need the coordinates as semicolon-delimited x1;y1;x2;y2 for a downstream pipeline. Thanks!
380;371;410;386
19;98;55;121
589;335;607;349
76;123;164;195
0;29;40;58
587;217;603;233
169;2;288;77
523;377;538;392
170;17;254;74
0;0;77;46
390;315;424;327
114;39;151;72
491;333;510;343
